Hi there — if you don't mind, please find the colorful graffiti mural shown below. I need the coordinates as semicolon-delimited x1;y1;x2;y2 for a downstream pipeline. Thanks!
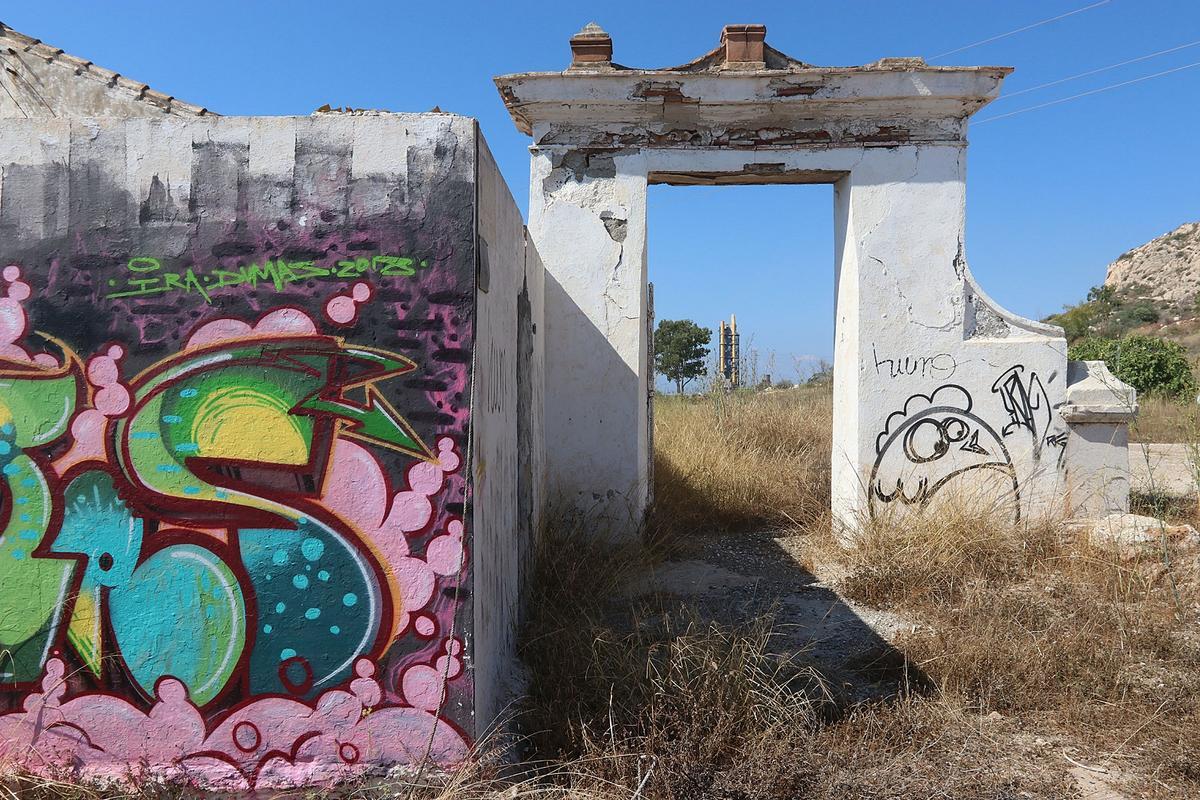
0;116;485;788
0;257;473;786
0;103;546;792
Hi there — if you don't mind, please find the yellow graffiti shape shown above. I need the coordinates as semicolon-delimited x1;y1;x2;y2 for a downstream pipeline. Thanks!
190;387;309;465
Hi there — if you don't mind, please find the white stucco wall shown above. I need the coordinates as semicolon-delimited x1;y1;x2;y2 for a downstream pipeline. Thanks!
472;130;519;732
530;149;650;527
529;136;1074;531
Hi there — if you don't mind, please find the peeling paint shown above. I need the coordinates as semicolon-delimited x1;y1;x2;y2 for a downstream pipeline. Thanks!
767;77;823;97
968;293;1012;339
630;80;690;102
504;26;1130;538
600;211;628;242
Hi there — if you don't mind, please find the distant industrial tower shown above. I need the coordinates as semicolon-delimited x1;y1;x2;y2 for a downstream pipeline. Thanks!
718;315;740;388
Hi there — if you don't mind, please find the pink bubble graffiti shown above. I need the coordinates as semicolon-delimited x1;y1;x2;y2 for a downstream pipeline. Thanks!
0;265;57;368
321;436;464;641
0;654;469;791
185;307;318;351
401;637;465;713
54;344;132;475
324;282;373;326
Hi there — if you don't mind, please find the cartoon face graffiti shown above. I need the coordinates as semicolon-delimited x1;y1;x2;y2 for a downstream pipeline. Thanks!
870;385;1019;522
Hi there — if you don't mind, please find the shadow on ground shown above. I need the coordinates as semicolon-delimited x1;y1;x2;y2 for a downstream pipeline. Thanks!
625;529;931;705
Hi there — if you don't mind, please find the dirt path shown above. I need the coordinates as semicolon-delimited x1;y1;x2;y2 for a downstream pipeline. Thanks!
626;531;1151;798
625;531;914;704
1130;442;1197;496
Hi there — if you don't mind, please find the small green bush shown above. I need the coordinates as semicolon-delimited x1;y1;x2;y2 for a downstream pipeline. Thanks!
1050;303;1095;341
1069;335;1198;400
1115;301;1159;326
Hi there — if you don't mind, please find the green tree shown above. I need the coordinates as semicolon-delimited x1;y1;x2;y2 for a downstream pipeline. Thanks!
654;319;711;394
1069;335;1198;400
1051;303;1095;342
1086;284;1116;307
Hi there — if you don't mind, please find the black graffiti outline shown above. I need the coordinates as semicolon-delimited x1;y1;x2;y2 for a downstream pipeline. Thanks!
875;384;976;456
990;365;1073;467
1044;431;1069;470
870;387;1020;523
873;463;1019;519
991;365;1050;435
871;343;958;382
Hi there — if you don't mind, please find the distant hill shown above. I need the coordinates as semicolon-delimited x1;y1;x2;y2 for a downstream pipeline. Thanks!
1105;221;1200;313
1048;220;1200;349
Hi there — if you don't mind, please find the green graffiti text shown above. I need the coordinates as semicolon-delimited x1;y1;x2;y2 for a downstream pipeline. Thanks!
105;255;429;303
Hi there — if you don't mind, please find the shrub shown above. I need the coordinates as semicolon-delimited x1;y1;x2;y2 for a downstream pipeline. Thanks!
1115;301;1159;326
1069;334;1198;400
1048;284;1172;342
1049;303;1095;341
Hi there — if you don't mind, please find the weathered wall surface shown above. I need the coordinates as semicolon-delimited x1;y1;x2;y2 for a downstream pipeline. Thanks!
520;230;546;581
530;149;649;526
470;131;531;733
499;46;1133;534
527;138;1073;528
0;113;533;790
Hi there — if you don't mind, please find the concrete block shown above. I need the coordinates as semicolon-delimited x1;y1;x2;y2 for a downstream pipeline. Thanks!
1062;360;1138;518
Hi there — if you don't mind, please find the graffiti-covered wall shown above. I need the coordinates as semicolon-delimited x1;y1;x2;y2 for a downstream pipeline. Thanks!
498;31;1140;533
0;114;534;789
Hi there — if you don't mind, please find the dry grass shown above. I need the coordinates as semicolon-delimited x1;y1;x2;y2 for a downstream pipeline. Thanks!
515;375;1200;796
520;523;835;800
1130;395;1200;443
517;524;1079;800
9;386;1200;798
836;507;1198;699
650;386;831;537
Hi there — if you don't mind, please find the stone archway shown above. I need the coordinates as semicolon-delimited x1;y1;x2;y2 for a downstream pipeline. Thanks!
496;23;1134;534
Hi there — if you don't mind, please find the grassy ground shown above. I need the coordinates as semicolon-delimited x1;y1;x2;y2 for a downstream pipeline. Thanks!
515;387;1200;799
1131;395;1200;443
649;386;832;537
7;386;1200;799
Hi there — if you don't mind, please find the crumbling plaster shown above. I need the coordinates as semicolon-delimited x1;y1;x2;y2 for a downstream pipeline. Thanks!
500;27;1135;534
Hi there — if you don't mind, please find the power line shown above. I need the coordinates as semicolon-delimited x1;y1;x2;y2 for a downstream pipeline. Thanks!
933;0;1112;59
974;59;1200;124
996;38;1200;100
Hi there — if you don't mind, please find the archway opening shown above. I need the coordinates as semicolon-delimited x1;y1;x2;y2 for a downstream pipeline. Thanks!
647;181;836;537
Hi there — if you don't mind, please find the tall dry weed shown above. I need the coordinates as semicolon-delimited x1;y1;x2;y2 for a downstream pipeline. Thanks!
520;520;835;800
821;495;1200;768
1130;395;1200;444
832;501;1060;609
517;519;1087;799
650;387;832;537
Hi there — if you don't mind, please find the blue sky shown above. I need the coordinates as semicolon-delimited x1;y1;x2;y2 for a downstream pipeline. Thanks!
6;1;1199;383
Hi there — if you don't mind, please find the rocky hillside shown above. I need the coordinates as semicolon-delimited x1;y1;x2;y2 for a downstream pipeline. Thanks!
1105;221;1200;312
